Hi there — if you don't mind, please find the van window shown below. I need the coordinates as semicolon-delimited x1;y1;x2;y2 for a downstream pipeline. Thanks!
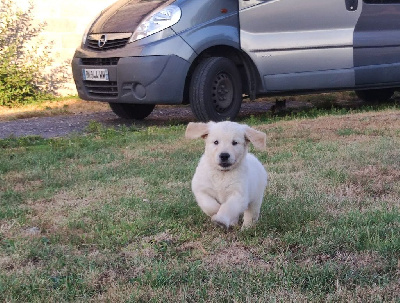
363;0;400;3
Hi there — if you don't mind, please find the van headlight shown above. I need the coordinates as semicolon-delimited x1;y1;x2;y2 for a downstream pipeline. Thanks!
129;5;181;43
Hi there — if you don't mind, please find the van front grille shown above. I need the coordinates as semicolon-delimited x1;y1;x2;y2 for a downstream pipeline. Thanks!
84;80;118;98
87;38;129;51
86;33;131;51
81;57;120;66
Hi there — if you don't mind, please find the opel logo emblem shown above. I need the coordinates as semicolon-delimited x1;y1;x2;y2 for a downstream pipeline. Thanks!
98;34;107;48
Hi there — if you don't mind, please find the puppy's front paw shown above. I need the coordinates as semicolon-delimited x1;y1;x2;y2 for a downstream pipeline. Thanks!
240;222;254;231
211;214;239;230
212;220;229;230
211;214;229;230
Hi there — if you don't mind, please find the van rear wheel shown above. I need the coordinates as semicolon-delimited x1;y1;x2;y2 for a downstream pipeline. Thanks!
190;57;242;122
109;103;155;120
355;89;394;103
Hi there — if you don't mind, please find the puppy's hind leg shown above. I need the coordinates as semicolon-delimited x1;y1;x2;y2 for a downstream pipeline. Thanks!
242;197;263;230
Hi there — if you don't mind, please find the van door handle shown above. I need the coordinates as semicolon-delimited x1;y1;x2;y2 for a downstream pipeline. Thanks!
345;0;358;11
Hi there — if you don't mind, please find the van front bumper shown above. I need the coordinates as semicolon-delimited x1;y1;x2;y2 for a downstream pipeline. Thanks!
71;55;190;105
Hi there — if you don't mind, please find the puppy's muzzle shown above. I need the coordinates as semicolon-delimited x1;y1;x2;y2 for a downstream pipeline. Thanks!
219;152;232;168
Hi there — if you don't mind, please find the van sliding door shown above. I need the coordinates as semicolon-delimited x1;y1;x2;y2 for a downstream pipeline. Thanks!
354;0;400;87
239;0;361;92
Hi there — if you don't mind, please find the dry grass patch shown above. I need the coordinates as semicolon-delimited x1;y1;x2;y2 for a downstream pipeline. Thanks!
328;281;400;302
89;283;138;303
301;251;385;271
324;161;400;215
0;98;109;121
0;255;13;271
0;219;22;239
350;165;400;197
26;176;149;237
2;169;45;195
261;109;400;142
201;240;278;272
261;109;400;217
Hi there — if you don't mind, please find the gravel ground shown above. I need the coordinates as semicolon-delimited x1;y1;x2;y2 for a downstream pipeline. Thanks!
0;112;117;139
0;101;298;139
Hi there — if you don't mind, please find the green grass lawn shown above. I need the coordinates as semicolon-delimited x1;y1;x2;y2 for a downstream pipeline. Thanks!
1;106;400;302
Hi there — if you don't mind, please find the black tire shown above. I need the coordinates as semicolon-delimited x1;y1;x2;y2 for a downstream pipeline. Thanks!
355;89;394;103
109;103;155;120
190;57;242;122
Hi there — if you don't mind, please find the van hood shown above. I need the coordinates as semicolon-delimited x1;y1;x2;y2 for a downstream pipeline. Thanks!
90;0;172;34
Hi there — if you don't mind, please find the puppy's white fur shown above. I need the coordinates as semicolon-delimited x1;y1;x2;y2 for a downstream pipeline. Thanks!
186;121;268;229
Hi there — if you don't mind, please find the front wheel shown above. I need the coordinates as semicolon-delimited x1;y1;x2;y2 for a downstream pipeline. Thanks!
355;89;394;103
109;103;155;120
190;57;242;122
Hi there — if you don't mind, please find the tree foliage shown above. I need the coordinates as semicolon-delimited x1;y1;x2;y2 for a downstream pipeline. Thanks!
0;0;68;106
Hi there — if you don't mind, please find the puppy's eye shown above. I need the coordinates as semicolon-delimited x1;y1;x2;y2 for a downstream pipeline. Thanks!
232;141;238;146
214;140;219;145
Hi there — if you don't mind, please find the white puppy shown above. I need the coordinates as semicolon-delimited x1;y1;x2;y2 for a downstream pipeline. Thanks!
185;121;268;230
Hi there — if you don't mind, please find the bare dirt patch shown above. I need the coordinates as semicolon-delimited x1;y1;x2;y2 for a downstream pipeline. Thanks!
0;99;308;139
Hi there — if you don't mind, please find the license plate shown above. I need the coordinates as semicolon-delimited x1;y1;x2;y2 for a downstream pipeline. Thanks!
82;69;109;81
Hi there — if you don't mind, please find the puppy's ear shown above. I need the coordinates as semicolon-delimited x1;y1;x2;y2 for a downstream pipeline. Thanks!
185;122;210;139
245;126;266;151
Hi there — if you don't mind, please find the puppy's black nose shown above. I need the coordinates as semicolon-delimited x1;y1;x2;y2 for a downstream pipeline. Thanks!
219;153;230;162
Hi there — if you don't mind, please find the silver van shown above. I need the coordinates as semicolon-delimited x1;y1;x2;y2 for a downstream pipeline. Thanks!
72;0;400;121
